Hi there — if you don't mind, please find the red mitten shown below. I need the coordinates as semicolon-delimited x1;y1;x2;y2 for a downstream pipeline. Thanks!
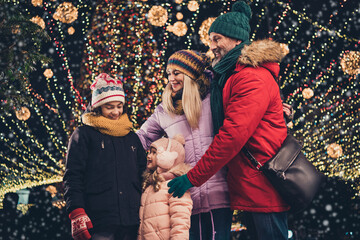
69;208;93;240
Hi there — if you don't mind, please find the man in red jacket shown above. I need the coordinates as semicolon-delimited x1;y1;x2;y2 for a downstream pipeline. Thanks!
168;1;290;239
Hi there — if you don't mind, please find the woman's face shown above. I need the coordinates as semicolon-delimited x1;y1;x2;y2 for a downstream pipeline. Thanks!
100;101;123;120
147;147;157;170
166;68;184;94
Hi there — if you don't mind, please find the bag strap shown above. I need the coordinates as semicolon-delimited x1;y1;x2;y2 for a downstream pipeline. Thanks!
241;147;263;170
241;69;285;171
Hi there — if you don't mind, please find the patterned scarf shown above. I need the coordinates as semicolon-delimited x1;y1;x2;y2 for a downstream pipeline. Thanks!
81;113;132;137
211;40;250;134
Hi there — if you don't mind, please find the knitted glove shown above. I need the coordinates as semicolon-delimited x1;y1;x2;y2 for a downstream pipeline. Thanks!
69;208;93;240
167;174;193;198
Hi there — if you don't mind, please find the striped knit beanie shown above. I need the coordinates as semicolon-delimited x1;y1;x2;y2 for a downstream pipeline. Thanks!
167;50;210;80
209;1;251;41
90;73;125;108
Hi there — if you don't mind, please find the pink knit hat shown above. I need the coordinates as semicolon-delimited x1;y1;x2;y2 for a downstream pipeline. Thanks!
90;73;125;108
151;135;185;173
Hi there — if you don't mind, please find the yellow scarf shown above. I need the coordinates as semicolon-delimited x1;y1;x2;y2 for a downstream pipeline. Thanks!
81;113;133;137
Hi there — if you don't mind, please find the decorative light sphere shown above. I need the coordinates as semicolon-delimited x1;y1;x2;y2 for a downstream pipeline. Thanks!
175;0;183;4
147;6;168;27
43;69;54;78
53;2;79;24
15;107;31;121
302;88;314;99
172;21;187;37
30;16;45;29
340;51;360;76
68;26;75;35
188;1;199;12
176;12;183;20
327;143;343;159
31;0;43;7
199;17;216;46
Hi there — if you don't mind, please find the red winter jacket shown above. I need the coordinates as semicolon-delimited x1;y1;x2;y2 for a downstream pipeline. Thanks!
187;40;290;212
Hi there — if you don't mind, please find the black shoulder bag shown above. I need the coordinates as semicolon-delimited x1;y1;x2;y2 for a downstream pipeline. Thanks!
242;135;325;213
242;71;325;213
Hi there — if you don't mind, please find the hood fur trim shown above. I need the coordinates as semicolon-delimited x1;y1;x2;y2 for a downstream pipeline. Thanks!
238;39;286;67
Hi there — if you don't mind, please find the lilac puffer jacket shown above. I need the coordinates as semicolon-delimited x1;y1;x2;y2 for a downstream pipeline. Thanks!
136;94;230;214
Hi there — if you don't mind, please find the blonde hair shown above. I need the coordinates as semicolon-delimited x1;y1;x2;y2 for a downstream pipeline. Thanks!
142;169;162;192
162;74;202;129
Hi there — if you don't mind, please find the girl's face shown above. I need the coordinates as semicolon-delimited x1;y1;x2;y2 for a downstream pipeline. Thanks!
147;147;157;170
166;68;184;94
100;101;124;120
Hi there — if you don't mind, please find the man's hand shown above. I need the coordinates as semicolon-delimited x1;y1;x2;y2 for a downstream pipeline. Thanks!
69;208;93;240
167;174;193;198
282;103;294;120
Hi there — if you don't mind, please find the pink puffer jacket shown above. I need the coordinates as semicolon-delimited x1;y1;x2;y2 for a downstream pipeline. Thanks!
138;163;193;240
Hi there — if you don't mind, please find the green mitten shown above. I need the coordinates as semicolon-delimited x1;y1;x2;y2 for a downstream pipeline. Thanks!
167;174;193;198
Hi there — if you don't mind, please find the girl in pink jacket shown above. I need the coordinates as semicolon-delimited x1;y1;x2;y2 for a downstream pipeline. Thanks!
138;135;193;240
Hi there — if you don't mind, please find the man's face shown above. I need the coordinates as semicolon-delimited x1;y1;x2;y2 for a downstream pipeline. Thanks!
209;32;242;67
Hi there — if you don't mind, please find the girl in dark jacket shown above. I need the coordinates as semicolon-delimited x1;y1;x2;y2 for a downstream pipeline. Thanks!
63;73;147;240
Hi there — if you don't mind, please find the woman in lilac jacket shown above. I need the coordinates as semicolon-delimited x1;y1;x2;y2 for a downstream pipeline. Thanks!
136;50;232;240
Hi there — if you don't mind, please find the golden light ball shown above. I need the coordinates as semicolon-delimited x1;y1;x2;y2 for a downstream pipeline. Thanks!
43;69;54;78
31;0;43;7
68;26;75;35
15;107;31;121
188;1;199;12
340;51;360;76
147;6;168;27
30;16;45;29
302;88;314;99
172;21;187;37
327;143;343;159
53;2;79;24
175;0;183;4
176;12;183;20
199;17;216;46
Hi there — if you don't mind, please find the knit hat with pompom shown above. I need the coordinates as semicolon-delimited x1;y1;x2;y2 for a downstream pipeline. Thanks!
151;135;185;173
208;1;252;42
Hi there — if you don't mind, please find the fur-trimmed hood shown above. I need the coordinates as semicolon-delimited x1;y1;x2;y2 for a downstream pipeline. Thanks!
142;163;191;192
238;39;287;67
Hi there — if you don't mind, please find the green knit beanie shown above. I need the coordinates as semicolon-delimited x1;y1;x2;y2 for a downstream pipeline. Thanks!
208;1;252;41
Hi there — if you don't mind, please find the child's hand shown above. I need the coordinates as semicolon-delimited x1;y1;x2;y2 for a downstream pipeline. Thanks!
167;174;193;198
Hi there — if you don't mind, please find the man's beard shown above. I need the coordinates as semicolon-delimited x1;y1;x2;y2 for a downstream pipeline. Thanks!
211;48;229;68
212;57;220;68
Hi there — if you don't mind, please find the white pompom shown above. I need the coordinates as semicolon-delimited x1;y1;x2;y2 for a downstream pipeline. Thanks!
172;134;185;145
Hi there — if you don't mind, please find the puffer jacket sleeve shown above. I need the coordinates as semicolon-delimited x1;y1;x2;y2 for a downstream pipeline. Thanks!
188;70;271;186
135;134;147;182
63;127;89;213
136;105;165;150
169;190;193;240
